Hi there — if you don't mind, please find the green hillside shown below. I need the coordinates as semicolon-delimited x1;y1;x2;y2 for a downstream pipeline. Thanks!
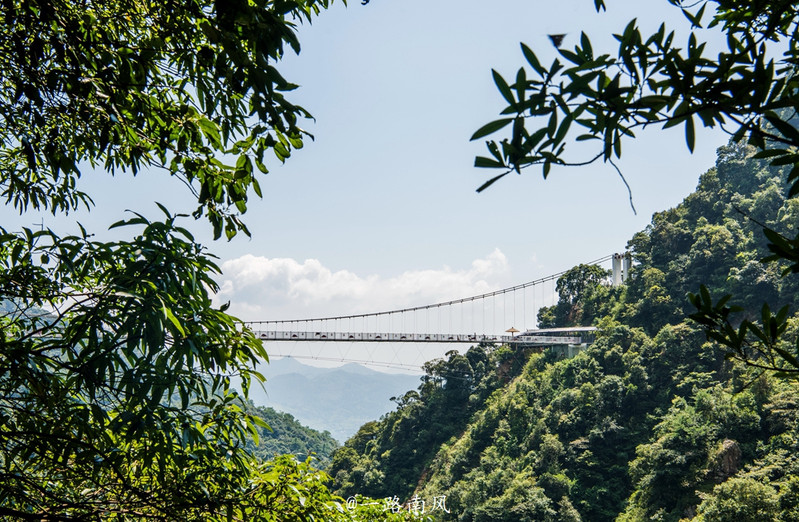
328;142;799;521
245;402;340;467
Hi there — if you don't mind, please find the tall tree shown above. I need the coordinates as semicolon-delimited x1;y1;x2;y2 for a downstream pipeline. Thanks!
472;0;799;376
0;1;408;520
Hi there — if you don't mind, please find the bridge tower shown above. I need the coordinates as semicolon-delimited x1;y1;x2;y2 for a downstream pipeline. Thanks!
612;252;632;286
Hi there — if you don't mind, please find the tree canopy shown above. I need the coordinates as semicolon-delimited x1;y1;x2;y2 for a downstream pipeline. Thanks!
0;0;418;519
473;0;799;376
2;0;328;239
537;264;611;327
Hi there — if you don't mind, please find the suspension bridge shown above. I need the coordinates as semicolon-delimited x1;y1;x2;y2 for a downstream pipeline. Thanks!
252;327;596;346
245;253;631;371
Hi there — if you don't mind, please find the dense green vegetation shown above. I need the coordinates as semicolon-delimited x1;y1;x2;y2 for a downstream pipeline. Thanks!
328;344;530;500
329;144;799;520
246;402;339;467
0;0;419;519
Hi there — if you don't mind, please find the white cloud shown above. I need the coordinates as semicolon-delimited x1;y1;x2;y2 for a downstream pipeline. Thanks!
216;248;510;322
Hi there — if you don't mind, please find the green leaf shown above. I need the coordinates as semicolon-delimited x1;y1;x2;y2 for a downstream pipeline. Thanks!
199;117;222;148
685;115;695;152
752;148;790;159
514;67;527;102
163;304;186;337
580;32;593;58
492;69;517;107
766;153;799;166
774;347;799;371
254;157;269;175
474;156;506;169
471;118;514;141
521;43;545;75
680;3;706;28
476;172;510;192
764;112;799;142
788;164;799;197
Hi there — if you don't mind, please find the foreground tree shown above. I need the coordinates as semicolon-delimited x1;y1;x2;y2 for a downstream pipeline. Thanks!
473;0;799;376
2;0;328;239
0;0;416;519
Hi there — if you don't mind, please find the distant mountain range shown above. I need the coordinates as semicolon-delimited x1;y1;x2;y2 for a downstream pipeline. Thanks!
247;358;421;443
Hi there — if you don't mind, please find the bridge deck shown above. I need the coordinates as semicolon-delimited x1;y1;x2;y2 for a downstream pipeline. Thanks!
255;328;594;345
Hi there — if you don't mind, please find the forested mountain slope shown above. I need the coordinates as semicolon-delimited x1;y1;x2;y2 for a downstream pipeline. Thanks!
244;401;339;467
328;143;799;521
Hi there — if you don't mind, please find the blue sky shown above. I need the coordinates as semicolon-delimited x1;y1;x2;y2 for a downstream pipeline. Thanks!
215;0;728;316
4;0;731;369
